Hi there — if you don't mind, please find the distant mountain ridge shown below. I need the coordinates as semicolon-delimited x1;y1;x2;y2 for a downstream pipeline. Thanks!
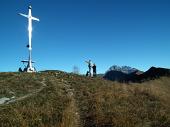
104;66;170;82
108;65;139;74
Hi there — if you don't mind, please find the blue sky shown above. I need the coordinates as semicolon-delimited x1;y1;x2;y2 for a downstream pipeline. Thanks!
0;0;170;73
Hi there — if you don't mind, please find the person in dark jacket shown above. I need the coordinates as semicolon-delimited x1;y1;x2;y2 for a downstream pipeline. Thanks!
92;64;97;77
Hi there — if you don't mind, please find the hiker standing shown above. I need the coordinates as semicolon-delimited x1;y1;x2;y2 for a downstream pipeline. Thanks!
88;60;92;77
85;60;92;77
92;64;97;77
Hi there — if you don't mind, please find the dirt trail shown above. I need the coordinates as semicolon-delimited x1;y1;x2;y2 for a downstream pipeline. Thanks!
3;78;47;105
1;74;83;126
59;79;82;127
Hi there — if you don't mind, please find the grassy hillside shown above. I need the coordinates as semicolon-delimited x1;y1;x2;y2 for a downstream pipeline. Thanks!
0;71;170;127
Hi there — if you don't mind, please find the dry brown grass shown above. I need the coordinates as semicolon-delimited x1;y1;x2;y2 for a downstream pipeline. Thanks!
0;72;170;127
65;75;170;127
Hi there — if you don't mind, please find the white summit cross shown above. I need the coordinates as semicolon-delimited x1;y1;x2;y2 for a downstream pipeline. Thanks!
19;5;40;72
